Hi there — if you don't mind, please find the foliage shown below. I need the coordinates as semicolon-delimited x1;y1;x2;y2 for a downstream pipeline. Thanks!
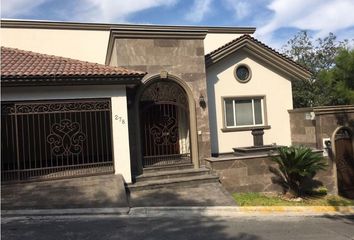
269;146;327;197
281;31;353;107
232;192;354;206
318;49;354;105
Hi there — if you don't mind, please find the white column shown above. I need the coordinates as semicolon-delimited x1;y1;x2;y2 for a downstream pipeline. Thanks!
111;89;132;183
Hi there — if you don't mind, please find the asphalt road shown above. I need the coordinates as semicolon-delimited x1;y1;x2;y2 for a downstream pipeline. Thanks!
2;215;354;240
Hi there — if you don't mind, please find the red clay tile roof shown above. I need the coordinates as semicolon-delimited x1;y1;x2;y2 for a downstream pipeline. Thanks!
205;35;312;79
1;47;146;84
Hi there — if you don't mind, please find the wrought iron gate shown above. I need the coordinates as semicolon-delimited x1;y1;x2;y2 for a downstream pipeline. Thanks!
1;99;114;182
140;81;191;167
335;128;354;199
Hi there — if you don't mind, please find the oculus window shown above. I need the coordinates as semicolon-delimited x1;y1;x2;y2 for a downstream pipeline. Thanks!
224;97;264;128
234;64;251;83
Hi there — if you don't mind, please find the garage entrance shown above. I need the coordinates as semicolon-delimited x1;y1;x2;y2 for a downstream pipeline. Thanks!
1;99;114;182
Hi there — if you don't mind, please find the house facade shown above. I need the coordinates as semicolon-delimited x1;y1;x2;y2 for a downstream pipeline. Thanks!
1;20;311;185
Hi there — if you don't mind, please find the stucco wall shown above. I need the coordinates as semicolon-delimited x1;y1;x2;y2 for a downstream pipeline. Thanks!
1;27;242;64
1;85;133;183
206;49;293;154
1;28;110;64
204;33;242;54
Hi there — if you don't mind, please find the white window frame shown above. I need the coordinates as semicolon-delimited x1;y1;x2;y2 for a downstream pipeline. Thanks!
223;97;265;128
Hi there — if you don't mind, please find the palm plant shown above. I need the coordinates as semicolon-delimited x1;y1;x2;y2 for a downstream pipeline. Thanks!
269;146;328;198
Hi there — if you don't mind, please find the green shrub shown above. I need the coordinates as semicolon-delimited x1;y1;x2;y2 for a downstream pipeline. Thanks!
269;146;328;198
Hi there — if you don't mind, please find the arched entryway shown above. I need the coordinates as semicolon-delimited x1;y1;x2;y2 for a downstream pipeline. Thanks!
140;80;191;167
334;127;354;199
133;73;199;173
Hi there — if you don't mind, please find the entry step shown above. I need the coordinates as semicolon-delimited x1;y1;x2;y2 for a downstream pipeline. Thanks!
142;163;194;173
134;168;210;183
127;174;219;192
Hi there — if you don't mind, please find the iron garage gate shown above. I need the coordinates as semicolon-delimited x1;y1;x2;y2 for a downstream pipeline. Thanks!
1;99;114;182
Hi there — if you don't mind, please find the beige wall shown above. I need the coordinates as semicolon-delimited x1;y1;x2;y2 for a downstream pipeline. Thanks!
204;33;243;54
1;28;110;64
1;27;244;64
2;85;133;183
206;49;293;153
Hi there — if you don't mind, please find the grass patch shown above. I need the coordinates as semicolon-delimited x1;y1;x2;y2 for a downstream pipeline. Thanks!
233;192;354;206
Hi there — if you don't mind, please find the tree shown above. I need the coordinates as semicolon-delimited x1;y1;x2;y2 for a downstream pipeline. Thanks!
318;49;354;105
269;146;328;198
281;31;351;108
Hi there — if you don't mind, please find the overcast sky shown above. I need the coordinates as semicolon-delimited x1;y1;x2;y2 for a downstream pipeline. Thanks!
2;0;354;50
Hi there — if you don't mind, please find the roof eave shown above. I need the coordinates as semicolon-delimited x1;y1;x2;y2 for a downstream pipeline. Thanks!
205;39;312;81
0;19;256;34
1;75;145;87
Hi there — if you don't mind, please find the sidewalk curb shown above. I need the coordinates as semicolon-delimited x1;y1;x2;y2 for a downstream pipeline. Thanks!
129;206;354;217
1;207;130;217
2;206;353;217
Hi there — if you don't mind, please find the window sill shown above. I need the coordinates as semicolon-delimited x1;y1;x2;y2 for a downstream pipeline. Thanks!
221;125;271;132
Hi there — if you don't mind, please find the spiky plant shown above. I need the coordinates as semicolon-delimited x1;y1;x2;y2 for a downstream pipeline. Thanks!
269;146;328;198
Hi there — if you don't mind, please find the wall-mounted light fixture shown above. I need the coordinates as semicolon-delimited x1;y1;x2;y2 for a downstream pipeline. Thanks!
199;94;206;109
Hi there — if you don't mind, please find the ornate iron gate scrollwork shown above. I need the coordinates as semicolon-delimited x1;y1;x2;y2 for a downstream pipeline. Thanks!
150;115;178;145
47;119;86;157
1;99;113;182
140;81;191;167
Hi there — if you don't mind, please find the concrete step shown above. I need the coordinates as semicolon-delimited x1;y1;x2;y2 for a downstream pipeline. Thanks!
134;168;210;183
127;174;219;192
142;163;194;173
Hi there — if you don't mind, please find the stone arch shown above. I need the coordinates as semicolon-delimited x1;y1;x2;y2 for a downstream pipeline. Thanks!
133;72;199;174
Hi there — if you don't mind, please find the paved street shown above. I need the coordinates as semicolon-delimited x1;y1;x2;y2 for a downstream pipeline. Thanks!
2;215;354;240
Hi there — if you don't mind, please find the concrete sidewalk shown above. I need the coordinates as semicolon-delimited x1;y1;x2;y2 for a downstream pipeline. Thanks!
128;182;236;207
2;175;353;217
1;174;129;211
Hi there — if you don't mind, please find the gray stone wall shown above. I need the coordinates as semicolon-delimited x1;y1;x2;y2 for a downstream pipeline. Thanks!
110;38;211;167
289;106;354;149
315;111;354;148
288;105;354;195
205;155;335;194
288;109;317;148
205;156;281;193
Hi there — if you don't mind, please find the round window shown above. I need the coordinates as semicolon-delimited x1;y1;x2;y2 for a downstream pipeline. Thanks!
234;64;251;83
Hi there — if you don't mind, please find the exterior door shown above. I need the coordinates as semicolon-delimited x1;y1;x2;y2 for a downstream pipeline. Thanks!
140;81;191;168
335;128;354;199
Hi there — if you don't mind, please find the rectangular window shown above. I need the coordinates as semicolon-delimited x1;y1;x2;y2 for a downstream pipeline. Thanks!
224;97;265;128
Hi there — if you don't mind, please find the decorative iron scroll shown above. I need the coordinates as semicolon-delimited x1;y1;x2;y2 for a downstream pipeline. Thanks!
47;119;86;156
1;104;15;115
2;100;110;115
150;115;178;145
141;81;188;106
